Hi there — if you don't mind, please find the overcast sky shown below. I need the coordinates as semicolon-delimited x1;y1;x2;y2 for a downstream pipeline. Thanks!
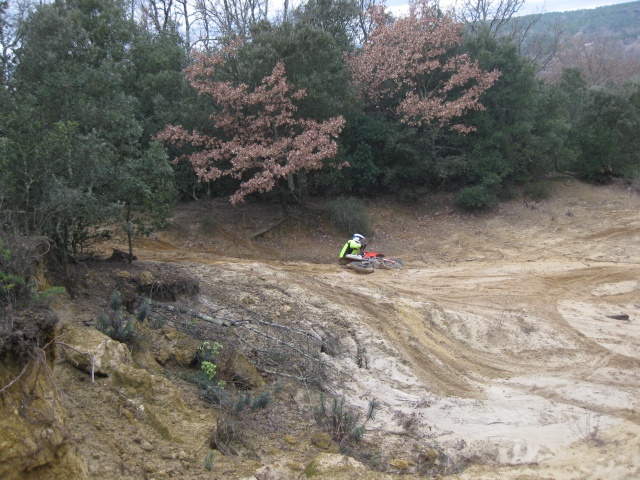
384;0;636;16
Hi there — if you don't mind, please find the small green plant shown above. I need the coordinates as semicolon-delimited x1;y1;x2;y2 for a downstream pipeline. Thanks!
96;291;137;344
31;286;66;305
198;341;223;382
136;298;150;321
202;384;233;407
201;361;217;380
234;394;252;414
313;394;380;450
251;390;272;410
233;390;273;414
203;450;215;471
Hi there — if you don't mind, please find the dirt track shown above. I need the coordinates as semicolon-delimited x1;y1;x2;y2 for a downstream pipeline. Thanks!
98;179;640;478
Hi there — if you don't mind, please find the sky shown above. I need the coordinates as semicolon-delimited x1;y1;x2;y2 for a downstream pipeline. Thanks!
383;0;637;17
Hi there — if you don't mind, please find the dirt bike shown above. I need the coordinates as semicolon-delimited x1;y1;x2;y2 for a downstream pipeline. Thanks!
343;251;405;274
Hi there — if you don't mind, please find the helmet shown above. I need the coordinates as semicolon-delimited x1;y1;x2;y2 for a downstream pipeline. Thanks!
353;234;366;244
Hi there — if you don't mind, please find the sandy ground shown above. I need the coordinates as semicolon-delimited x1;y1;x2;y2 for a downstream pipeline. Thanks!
58;178;640;478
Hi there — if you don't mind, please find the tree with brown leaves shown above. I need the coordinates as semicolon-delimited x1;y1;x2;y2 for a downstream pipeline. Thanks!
347;0;500;133
157;44;346;204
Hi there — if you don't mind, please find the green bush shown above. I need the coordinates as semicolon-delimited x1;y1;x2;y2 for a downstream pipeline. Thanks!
396;186;429;204
196;340;223;382
523;180;550;200
200;382;233;407
0;238;26;307
622;166;640;183
324;197;371;236
631;174;640;195
455;185;497;210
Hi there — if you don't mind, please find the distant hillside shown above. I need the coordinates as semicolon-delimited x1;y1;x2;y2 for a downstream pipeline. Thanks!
523;1;640;44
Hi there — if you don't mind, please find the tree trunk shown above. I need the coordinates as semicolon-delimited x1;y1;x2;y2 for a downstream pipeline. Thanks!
126;205;134;263
63;223;70;279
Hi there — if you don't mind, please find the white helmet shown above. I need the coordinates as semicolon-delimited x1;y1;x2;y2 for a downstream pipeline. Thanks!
353;234;366;243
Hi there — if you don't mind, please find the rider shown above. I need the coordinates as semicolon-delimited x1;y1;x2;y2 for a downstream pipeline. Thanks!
339;234;367;261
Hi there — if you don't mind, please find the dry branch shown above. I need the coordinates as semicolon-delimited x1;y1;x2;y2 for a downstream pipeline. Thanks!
147;299;349;384
0;361;30;394
250;217;287;239
150;301;233;326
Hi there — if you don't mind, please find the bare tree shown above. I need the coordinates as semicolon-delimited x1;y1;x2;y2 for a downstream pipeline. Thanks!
457;0;524;35
142;0;178;32
348;0;500;133
545;34;640;86
354;0;383;43
454;0;563;74
0;0;35;85
176;0;192;52
512;15;563;73
191;0;268;49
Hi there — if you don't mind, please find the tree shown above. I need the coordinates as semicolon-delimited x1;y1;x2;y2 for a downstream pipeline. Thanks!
347;0;500;134
113;142;177;262
190;0;269;49
447;31;541;196
2;0;176;268
353;0;384;44
571;82;640;183
532;68;585;175
292;0;360;50
546;34;640;87
141;0;178;34
124;28;189;142
241;20;357;122
1;0;32;86
157;44;346;205
5;1;136;252
456;0;525;36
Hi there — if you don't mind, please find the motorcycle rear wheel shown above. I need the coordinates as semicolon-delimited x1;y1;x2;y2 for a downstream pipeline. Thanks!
347;261;375;274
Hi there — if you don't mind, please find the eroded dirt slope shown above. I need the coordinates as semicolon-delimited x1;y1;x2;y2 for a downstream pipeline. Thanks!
61;179;640;479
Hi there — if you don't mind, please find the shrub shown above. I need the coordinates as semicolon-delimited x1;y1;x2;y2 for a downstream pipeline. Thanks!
204;451;215;471
455;185;497;210
197;341;223;382
396;186;429;204
523;180;550;200
135;298;165;329
0;238;27;307
251;391;272;410
324;197;371;236
206;386;279;456
96;291;137;344
630;173;640;196
188;340;231;406
201;382;233;407
313;394;379;450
